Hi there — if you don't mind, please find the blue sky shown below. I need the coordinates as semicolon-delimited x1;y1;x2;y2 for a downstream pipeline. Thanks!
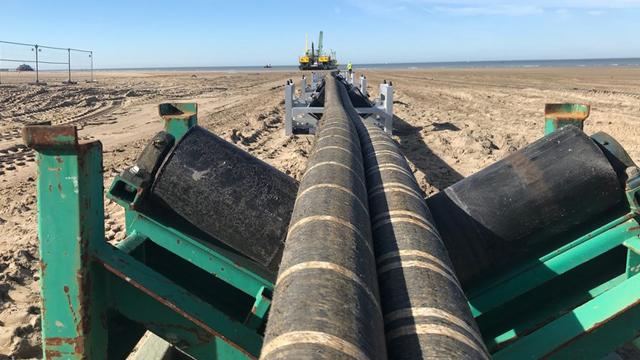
0;0;639;68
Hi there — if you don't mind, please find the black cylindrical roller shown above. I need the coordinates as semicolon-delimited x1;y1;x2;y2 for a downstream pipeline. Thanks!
346;83;487;359
261;76;386;360
427;125;627;286
150;126;298;272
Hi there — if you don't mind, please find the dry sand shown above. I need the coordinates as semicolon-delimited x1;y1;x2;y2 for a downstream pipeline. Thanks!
0;67;639;358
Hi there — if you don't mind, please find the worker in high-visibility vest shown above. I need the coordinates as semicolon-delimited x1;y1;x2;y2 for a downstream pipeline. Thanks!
347;61;353;75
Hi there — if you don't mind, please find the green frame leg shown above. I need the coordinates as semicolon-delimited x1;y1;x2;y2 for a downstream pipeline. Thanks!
25;126;108;359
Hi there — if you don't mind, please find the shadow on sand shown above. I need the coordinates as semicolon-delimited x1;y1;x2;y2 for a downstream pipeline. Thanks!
391;114;464;191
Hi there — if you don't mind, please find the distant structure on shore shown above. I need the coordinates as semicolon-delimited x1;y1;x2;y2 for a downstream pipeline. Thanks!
16;64;34;72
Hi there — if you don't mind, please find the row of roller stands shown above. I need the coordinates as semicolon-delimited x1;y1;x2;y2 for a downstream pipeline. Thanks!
25;71;640;359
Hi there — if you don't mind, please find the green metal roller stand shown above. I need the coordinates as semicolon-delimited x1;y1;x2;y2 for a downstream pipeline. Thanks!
27;103;272;359
472;104;640;359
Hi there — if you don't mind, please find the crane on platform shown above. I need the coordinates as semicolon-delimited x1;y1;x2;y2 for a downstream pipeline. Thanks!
298;31;338;70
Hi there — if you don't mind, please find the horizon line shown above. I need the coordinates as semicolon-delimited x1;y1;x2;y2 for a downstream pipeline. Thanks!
95;56;640;70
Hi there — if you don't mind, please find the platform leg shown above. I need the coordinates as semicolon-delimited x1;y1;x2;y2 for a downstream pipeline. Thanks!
284;82;294;136
380;83;393;134
300;76;307;98
24;126;108;359
360;75;367;96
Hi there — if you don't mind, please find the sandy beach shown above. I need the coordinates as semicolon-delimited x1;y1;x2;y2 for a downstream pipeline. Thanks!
1;67;639;358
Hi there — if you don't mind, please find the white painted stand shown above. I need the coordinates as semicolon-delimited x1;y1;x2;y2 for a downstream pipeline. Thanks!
284;73;394;136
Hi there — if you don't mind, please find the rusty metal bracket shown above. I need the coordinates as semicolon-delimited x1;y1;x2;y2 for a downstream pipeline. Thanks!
23;125;78;150
159;103;197;141
544;103;590;135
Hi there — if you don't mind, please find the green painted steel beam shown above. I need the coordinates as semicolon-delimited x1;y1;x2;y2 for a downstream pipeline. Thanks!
469;214;632;298
469;217;640;317
96;242;263;358
109;275;254;359
244;286;271;330
127;213;274;298
493;271;640;359
25;125;108;359
115;231;147;254
486;272;628;351
478;240;625;347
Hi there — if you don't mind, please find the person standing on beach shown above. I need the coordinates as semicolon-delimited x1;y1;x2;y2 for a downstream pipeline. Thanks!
347;61;353;75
